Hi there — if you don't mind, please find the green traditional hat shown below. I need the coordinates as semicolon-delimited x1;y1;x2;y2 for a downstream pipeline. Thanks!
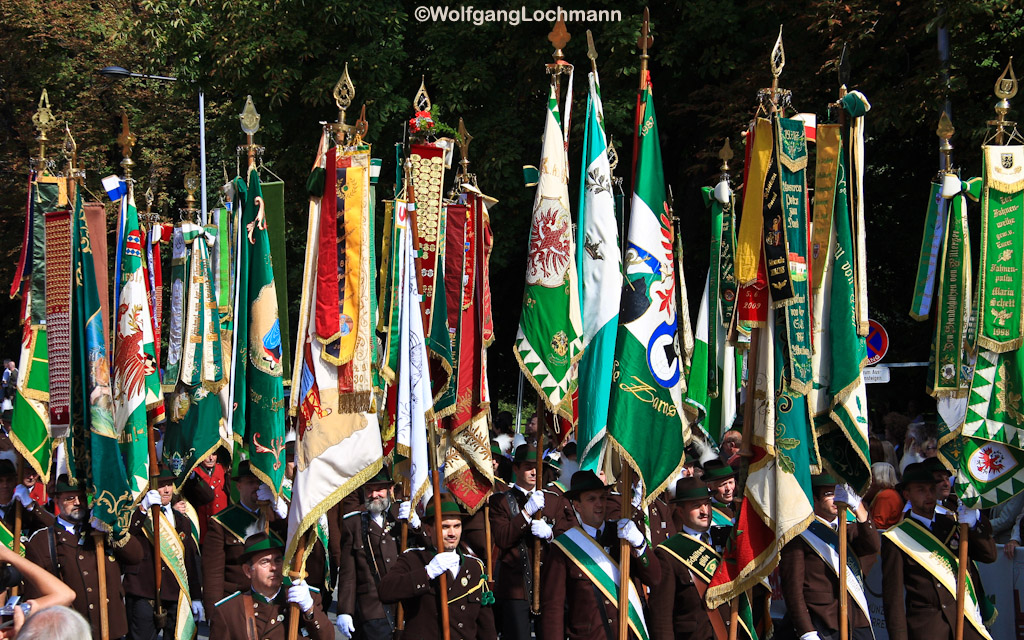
811;473;839;488
364;466;393;487
52;474;83;495
563;441;578;458
424;496;466;520
240;531;285;563
0;459;16;478
490;441;504;456
513;445;538;466
671;477;712;503
543;452;562;473
898;462;938;491
232;460;258;481
285;440;295;458
564;470;613;500
156;465;177;482
923;456;953;477
702;460;737;482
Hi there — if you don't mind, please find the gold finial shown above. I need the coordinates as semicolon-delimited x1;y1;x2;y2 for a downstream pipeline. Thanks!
334;63;355;121
607;136;619;172
239;95;261;135
995;57;1017;101
719;138;734;173
937;110;955;141
457;118;472;176
31;89;55;172
144;184;155;215
117;111;136;178
637;8;653;89
63;122;77;176
988;58;1018;145
586;30;598;74
414;76;432;113
183;159;199;214
549;19;571;59
770;26;785;84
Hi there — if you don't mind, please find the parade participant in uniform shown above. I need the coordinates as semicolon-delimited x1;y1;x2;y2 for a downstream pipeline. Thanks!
703;460;737;549
925;457;959;512
336;467;403;640
378;496;497;640
210;532;333;640
24;475;144;640
0;458;53;536
649;477;732;640
182;449;230;542
277;441;331;613
780;474;879;640
542;450;578;536
489;444;550;640
124;465;203;639
882;462;997;640
541;470;661;640
202;461;281;614
491;442;510;493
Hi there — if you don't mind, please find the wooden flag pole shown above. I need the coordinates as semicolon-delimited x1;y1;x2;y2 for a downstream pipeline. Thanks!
427;419;451;640
531;402;545;616
838;503;849;640
617;461;632;640
484;502;494;589
149;431;166;628
728;597;740;640
93;531;110;640
286;529;311;640
396;476;411;631
955;522;969;640
11;457;23;597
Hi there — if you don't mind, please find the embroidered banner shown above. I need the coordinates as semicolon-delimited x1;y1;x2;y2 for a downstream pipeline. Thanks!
44;207;72;436
910;181;946;320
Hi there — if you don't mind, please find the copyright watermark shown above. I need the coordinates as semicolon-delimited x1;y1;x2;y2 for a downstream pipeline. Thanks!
414;5;623;25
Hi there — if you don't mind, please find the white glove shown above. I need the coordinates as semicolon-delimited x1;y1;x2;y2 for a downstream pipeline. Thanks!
335;613;355;638
273;495;289;519
256;484;274;503
958;505;981;528
631;482;643;510
523;490;545;517
833;484;862;511
13;484;32;508
425;551;461;580
286;580;314;613
617;518;645;549
799;632;822;640
530;519;553;540
190;600;205;622
140;490;162;512
398;500;421;529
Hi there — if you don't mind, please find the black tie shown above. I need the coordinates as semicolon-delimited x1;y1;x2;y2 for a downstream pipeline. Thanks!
701;533;711;546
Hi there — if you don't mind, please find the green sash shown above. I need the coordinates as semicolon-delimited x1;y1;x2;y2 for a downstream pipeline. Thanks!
883;518;992;639
977;145;1024;352
799;518;871;624
711;505;734;527
211;504;260;542
144;511;197;639
552;527;650;640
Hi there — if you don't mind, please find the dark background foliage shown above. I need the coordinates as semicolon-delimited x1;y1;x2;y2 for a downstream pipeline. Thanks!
0;0;1021;417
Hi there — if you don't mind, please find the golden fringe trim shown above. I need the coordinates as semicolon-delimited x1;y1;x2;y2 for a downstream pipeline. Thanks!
8;430;51;483
512;341;581;423
977;335;1023;354
606;416;690;511
284;457;383;567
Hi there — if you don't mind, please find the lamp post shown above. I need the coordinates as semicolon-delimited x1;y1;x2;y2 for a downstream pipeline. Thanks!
98;66;208;224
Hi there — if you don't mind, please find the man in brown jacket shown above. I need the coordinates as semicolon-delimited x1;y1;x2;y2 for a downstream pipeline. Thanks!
336;467;402;639
882;462;997;640
780;474;879;640
649;477;732;640
124;465;203;639
24;475;144;640
378;496;497;640
209;532;333;640
540;470;661;640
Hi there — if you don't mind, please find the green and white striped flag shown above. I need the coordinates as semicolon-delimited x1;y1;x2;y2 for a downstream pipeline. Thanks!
607;72;690;504
576;69;620;471
515;81;583;418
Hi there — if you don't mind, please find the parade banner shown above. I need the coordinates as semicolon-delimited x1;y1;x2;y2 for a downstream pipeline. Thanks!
736;119;773;286
44;207;72;434
811;125;841;293
143;511;198;640
777;117;812;393
762;117;795;306
910;181;946;320
977;145;1024;352
515;81;583;419
261;180;291;377
842;92;872;336
931;182;974;397
577;69;620;472
607;71;689;504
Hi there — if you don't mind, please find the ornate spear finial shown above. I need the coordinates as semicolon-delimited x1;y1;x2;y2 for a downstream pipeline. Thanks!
546;19;573;86
239;95;262;167
937;110;955;173
183;159;199;216
117;111;136;179
457;117;472;179
31;89;55;173
719;138;734;176
414;76;432;114
989;58;1018;144
331;63;360;145
63;122;78;179
637;8;653;90
586;29;598;75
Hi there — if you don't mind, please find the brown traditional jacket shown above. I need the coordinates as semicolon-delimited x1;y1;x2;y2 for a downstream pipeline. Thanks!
123;506;202;602
210;586;333;640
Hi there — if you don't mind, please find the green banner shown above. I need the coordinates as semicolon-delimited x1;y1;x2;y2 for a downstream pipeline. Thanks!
910;181;945;320
778;117;812;394
931;188;972;397
261;181;291;378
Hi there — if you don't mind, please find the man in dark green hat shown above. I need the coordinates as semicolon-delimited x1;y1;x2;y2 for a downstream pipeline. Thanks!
124;464;203;638
702;460;738;521
780;474;878;640
489;444;550;640
882;462;996;640
337;465;402;639
540;470;661;640
650;477;734;640
0;457;53;537
24;475;144;640
210;531;333;639
202;460;283;614
379;496;496;640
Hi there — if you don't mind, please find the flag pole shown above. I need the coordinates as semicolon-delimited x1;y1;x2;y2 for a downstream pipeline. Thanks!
149;431;166;629
955;521;968;640
94;531;110;640
531;398;545;616
286;529;311;640
617;461;632;640
834;51;850;640
396;475;410;631
427;418;450;640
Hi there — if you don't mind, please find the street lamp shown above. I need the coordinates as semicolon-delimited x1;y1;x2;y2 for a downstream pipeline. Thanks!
98;66;209;224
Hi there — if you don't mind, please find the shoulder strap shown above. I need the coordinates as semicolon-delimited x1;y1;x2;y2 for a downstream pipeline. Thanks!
504;491;534;601
242;594;258;640
361;512;396;631
591;581;615;640
46;526;59;575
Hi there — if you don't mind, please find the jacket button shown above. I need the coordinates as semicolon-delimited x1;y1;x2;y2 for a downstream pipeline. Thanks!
461;605;466;611
89;604;94;610
458;623;463;628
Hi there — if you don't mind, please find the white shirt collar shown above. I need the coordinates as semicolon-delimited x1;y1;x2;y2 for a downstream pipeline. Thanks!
371;512;385;528
682;525;710;539
582;522;603;539
514;483;532;496
908;510;936;528
56;516;77;534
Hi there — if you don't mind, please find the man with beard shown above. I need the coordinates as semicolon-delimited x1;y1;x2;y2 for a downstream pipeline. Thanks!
210;532;333;639
0;458;53;537
336;467;403;639
649;477;734;640
379;496;497;640
24;475;144;639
